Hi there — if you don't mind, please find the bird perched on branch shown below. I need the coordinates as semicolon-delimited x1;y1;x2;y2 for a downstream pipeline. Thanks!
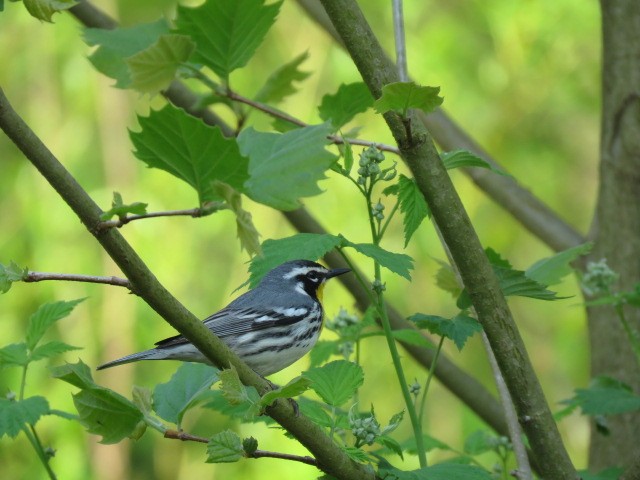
97;260;350;376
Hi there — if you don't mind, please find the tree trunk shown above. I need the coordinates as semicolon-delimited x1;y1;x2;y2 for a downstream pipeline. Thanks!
589;0;640;470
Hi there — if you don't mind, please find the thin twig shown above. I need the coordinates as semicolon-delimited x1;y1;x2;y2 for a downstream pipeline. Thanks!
392;0;408;82
24;271;131;289
163;430;318;466
97;206;224;230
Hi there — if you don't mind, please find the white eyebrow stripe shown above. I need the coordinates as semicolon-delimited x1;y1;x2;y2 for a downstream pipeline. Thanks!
282;266;327;280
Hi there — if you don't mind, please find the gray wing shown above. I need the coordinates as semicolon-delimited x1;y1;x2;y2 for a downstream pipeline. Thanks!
154;305;311;349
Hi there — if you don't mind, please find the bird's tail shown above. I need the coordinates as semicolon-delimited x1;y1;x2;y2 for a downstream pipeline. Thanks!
96;349;158;370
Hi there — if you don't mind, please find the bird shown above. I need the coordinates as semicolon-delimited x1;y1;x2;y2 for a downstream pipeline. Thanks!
97;260;350;376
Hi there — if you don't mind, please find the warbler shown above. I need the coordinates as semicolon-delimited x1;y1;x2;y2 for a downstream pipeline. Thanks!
97;260;350;376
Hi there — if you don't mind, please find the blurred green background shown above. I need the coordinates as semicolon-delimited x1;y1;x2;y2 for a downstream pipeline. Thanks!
0;0;599;478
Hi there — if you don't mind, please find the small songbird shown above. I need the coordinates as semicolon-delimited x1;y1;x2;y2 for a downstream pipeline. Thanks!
97;260;350;376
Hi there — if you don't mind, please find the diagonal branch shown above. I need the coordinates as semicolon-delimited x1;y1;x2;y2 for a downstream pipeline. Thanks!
0;88;372;480
318;1;577;478
296;0;585;253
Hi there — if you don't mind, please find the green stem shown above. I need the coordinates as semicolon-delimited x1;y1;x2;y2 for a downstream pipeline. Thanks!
615;303;640;364
378;198;400;240
22;426;57;480
19;362;29;400
418;336;445;427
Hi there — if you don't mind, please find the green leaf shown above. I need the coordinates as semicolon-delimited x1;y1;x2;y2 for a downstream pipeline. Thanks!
51;361;144;443
23;0;76;22
296;398;334;428
375;435;404;459
206;430;244;463
373;81;443;116
400;434;452;455
254;51;310;104
175;0;282;80
130;104;249;205
390;329;433;349
526;242;593;286
0;396;50;438
441;150;508;176
562;376;640;416
50;360;95;389
409;313;482;350
131;386;154;417
248;233;344;287
153;363;219;425
0;343;29;367
259;375;311;408
463;430;501;455
341;445;371;464
29;341;81;362
345;242;414;280
84;20;170;88
100;192;148;221
73;389;144;444
218;367;260;417
238;124;337;210
0;261;28;293
303;360;364;406
242;436;258;455
390;175;430;247
126;34;196;94
201;390;265;421
309;340;340;367
433;260;462;298
342;138;354;174
26;299;84;350
318;82;374;129
212;182;261;256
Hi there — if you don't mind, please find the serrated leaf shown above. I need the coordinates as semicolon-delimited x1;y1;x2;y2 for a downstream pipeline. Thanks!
242;436;258;455
376;435;404;459
254;51;310;104
345;241;413;280
23;0;76;22
130;104;249;205
0;261;27;294
390;329;433;349
259;376;311;408
309;340;340;367
526;242;593;286
441;150;507;176
373;81;443;116
303;360;364;406
238;124;337;210
409;313;482;350
126;34;195;94
463;430;500;454
213;182;261;256
562;375;640;416
0;396;50;438
26;299;84;350
100;191;148;220
50;360;95;389
391;175;430;247
248;233;344;287
0;343;29;367
73;389;144;444
218;367;261;418
201;390;265;421
175;0;281;80
206;430;244;463
153;363;219;425
132;386;154;416
84;20;170;88
29;341;81;362
341;445;371;463
318;82;374;129
296;397;334;428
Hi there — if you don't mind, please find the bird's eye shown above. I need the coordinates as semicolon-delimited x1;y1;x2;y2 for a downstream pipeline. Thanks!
307;271;320;282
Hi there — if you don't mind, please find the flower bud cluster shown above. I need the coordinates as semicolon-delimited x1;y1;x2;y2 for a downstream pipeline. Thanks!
372;279;386;293
329;308;359;331
356;146;396;185
351;414;381;446
581;258;618;297
371;201;385;220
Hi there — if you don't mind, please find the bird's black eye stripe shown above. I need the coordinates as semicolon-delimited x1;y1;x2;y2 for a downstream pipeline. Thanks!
306;270;322;282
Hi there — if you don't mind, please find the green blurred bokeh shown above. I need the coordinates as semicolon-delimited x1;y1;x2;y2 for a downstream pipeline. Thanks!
0;1;599;478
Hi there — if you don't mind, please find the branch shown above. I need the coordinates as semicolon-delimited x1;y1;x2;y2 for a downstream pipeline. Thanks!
319;1;577;478
164;430;318;466
295;0;586;253
97;205;225;230
0;88;372;480
24;271;131;289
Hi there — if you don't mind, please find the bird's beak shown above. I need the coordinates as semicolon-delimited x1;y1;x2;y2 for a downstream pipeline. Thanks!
326;267;351;279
